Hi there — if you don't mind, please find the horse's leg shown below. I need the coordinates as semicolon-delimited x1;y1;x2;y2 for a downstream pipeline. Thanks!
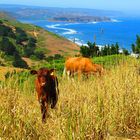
84;73;89;79
51;91;58;109
41;101;46;123
45;102;48;118
67;70;71;80
77;71;81;80
37;91;43;104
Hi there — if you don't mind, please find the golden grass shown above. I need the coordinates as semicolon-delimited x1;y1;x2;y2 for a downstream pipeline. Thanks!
0;58;140;140
0;66;24;81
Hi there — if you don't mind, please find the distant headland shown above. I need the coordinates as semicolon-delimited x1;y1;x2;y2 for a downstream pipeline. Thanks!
0;4;122;22
48;16;111;22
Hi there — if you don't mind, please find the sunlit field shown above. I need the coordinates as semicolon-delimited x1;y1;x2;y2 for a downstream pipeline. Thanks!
0;57;140;140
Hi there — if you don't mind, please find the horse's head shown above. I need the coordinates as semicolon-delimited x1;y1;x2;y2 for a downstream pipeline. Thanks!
30;68;55;87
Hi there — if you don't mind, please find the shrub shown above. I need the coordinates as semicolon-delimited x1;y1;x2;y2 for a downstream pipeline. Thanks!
0;37;18;55
34;48;45;60
12;53;29;69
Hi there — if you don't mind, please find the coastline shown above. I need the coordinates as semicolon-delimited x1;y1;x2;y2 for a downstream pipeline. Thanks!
18;18;140;51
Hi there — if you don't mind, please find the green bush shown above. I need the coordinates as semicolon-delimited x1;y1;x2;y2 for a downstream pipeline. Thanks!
12;53;29;69
0;37;17;55
34;48;45;60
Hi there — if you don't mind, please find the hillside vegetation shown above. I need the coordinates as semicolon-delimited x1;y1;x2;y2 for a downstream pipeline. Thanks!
0;13;79;68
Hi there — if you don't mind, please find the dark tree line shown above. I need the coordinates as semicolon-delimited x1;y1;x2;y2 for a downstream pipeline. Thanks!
80;42;125;57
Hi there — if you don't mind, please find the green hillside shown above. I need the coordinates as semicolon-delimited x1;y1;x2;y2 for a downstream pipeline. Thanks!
0;13;79;68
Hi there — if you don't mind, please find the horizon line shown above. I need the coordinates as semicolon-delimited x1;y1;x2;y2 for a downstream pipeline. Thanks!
0;3;123;12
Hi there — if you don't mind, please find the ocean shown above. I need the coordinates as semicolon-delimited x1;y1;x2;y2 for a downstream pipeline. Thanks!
20;17;140;51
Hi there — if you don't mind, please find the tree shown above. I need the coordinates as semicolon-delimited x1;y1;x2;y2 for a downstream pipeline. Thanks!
0;24;15;38
54;54;63;59
122;48;129;55
100;43;120;56
0;37;17;55
0;20;3;24
132;43;136;53
23;46;34;57
12;52;28;68
16;27;28;44
34;49;45;60
110;44;116;54
28;37;36;48
131;35;140;54
101;45;110;56
87;41;99;57
115;42;119;54
80;45;90;57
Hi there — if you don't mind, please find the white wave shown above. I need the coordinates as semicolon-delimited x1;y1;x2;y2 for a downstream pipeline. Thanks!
87;21;98;24
62;29;77;35
91;21;98;24
111;19;122;22
74;38;80;41
74;41;88;46
67;38;86;46
75;42;105;48
68;38;105;48
46;24;61;29
46;24;77;35
63;22;80;26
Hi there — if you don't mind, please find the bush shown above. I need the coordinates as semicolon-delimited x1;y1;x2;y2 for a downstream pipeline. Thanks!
0;24;15;38
54;54;63;59
0;20;3;24
34;48;45;60
0;37;18;55
12;53;29;69
23;46;35;57
80;45;90;57
122;48;129;55
46;56;54;61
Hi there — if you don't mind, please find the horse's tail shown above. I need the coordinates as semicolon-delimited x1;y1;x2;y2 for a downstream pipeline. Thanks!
63;67;66;77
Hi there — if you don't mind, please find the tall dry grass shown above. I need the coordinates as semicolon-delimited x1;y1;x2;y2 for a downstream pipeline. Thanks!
0;58;140;140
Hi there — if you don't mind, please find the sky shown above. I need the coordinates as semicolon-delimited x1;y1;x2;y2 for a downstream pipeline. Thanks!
0;0;140;13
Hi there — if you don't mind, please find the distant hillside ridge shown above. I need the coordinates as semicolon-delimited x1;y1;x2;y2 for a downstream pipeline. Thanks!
0;4;123;21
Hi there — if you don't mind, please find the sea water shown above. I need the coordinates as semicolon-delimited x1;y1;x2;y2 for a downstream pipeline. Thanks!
20;17;140;51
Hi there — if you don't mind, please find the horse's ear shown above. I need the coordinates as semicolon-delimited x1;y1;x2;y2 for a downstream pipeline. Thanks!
30;70;38;75
49;69;56;76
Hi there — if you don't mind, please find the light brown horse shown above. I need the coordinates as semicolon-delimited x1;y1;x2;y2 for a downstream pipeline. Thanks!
63;57;104;78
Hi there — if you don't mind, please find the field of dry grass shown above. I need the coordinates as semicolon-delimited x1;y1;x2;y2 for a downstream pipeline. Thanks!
0;58;140;140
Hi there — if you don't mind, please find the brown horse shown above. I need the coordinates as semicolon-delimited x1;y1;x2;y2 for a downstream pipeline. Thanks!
63;57;104;79
30;68;59;123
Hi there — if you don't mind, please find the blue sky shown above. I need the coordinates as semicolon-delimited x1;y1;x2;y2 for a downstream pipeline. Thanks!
0;0;140;13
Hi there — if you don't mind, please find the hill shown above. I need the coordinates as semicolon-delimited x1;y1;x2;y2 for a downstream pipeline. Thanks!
0;4;123;21
0;12;79;68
